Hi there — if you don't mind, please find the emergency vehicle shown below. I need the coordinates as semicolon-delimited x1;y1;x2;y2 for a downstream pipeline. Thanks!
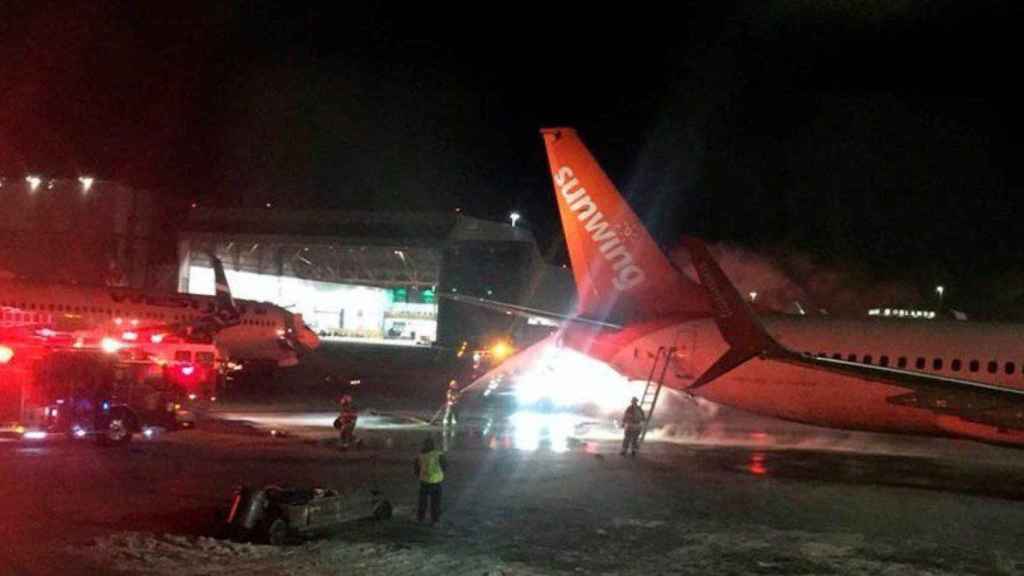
0;330;224;445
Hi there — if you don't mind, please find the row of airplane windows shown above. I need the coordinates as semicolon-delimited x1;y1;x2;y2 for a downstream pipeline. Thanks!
0;309;276;328
810;351;1019;376
1;300;270;316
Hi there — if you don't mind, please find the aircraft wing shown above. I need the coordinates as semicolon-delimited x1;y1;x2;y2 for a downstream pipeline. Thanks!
441;292;622;330
774;352;1024;429
684;237;1024;431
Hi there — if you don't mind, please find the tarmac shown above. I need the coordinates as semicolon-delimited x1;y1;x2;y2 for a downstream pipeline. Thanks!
3;403;1024;575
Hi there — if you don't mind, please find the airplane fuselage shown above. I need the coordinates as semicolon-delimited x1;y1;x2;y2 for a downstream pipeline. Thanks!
0;279;310;366
564;314;1024;445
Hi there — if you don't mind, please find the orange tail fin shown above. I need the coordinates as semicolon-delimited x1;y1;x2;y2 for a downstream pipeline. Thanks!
541;128;711;321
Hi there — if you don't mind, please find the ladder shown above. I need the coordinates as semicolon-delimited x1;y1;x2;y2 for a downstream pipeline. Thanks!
638;346;674;444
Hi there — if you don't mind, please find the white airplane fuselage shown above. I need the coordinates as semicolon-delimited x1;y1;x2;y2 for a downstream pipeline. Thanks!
565;314;1024;444
0;279;318;366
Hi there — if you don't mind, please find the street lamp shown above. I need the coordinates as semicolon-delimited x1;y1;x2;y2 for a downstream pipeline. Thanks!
509;211;521;227
936;285;944;308
749;291;758;302
25;175;41;192
78;176;94;194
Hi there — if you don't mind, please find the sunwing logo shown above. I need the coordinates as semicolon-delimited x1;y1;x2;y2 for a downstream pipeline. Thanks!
553;165;646;291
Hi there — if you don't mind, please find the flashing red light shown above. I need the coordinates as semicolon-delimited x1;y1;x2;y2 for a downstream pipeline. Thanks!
747;452;768;476
0;345;14;364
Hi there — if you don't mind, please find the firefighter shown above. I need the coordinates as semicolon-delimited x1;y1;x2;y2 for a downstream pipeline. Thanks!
413;436;447;525
621;397;645;457
335;394;358;450
444;380;461;428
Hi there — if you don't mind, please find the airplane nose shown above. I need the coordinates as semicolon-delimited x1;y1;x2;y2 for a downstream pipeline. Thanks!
298;328;320;350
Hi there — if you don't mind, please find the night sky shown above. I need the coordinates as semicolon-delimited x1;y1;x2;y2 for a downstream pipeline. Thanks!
2;2;1023;314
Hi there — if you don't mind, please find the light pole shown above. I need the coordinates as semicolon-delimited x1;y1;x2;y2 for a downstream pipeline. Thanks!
936;285;944;309
78;176;95;194
509;211;521;227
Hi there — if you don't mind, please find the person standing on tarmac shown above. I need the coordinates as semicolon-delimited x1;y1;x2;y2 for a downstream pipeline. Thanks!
621;397;645;457
335;394;358;450
414;436;447;525
444;380;461;428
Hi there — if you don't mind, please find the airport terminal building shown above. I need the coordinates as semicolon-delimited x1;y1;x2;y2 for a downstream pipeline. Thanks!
178;209;573;349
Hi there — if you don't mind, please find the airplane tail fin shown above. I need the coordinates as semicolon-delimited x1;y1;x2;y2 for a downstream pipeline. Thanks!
210;255;240;323
541;128;711;321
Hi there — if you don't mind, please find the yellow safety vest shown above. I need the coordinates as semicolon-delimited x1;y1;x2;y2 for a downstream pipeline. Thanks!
418;450;445;484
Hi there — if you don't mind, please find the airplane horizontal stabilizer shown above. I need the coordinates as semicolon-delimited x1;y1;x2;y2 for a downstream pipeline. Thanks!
683;237;785;389
684;236;1024;431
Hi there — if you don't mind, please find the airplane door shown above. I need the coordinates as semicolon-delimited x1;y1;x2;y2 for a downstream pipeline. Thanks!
670;325;697;380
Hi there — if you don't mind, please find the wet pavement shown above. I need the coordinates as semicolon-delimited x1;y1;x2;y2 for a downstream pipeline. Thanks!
3;407;1024;575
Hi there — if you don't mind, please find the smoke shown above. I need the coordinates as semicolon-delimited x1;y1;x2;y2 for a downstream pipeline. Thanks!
669;242;924;316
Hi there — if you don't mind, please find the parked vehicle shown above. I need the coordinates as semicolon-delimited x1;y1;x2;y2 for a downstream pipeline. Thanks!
227;484;392;545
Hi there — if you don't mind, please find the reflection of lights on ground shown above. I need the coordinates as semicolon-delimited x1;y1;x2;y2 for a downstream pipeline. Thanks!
747;452;768;475
508;411;579;453
213;411;429;430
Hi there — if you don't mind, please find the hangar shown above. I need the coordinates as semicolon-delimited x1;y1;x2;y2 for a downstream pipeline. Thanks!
178;209;573;349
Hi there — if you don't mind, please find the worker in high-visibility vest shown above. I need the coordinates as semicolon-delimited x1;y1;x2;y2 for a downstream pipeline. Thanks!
413;436;447;525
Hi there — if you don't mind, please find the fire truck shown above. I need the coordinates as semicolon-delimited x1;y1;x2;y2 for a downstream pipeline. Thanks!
0;332;224;445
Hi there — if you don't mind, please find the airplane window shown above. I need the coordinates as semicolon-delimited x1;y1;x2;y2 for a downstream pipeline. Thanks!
880;355;890;367
863;355;873;364
988;361;998;374
915;357;925;369
952;359;962;371
898;357;908;368
1005;362;1015;375
933;358;943;370
970;360;979;372
847;353;857;362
